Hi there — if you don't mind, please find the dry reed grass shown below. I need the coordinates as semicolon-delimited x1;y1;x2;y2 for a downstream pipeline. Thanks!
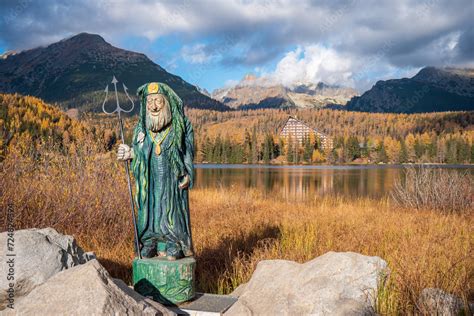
0;152;472;314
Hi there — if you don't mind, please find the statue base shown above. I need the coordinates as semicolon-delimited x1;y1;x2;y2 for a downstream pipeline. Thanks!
133;256;196;305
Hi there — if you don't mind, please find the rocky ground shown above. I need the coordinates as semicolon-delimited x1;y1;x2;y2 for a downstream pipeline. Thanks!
0;228;469;315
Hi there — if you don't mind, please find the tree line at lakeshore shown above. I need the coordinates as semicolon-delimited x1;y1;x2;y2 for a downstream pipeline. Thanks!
195;129;473;164
187;108;473;165
2;93;472;165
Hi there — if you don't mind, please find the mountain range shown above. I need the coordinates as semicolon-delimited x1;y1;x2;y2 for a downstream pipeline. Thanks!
0;32;473;114
347;67;474;113
0;33;228;111
212;74;358;109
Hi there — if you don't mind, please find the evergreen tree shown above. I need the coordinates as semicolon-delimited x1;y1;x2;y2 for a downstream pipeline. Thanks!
360;137;369;158
278;137;285;158
222;136;231;163
274;139;281;159
262;134;274;164
213;135;223;163
303;136;312;162
251;127;258;163
286;136;294;163
414;139;424;160
327;149;338;164
244;130;252;163
427;137;437;160
470;143;474;164
294;141;300;164
233;143;245;163
345;136;360;161
457;138;470;163
202;136;213;162
315;136;322;151
334;136;345;149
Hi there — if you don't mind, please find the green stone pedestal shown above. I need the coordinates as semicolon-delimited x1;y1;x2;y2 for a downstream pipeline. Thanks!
133;256;196;305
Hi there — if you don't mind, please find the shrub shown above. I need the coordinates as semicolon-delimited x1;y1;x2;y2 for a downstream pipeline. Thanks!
391;166;473;214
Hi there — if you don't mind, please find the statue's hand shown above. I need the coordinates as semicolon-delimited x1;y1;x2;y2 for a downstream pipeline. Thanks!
178;174;190;190
137;131;145;143
117;144;133;161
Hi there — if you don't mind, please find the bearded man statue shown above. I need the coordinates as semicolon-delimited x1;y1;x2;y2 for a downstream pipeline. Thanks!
117;82;194;261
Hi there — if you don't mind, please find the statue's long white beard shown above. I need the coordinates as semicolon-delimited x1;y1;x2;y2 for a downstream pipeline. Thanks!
146;106;172;132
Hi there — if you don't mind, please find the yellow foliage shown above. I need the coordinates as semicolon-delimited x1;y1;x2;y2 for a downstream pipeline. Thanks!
384;136;401;163
1;153;471;315
181;108;473;164
311;149;326;163
0;93;100;158
405;133;416;161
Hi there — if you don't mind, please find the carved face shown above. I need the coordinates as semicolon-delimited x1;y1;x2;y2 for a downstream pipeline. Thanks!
145;94;172;132
146;94;166;115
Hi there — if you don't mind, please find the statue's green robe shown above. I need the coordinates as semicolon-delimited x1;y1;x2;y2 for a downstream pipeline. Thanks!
131;83;194;256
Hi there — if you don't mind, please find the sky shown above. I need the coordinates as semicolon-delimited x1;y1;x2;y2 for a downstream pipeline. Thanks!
0;0;473;93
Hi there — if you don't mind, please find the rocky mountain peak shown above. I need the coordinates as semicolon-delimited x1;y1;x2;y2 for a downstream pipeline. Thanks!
212;75;358;109
347;66;474;113
63;32;107;44
243;73;258;82
0;50;18;60
0;32;228;111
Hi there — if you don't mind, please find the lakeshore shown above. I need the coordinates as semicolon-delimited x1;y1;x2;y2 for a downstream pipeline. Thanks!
1;152;472;314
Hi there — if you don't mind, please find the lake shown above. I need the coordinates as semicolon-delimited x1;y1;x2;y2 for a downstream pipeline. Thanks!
194;164;473;200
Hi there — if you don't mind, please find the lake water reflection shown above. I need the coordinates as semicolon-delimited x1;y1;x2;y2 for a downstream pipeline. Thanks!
194;164;473;200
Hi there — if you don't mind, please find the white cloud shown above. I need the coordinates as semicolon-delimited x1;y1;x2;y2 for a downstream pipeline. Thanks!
2;0;472;63
242;44;423;92
181;44;215;64
267;45;354;87
0;0;472;91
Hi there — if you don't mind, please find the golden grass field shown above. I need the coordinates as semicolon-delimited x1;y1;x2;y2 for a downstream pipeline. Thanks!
1;150;472;314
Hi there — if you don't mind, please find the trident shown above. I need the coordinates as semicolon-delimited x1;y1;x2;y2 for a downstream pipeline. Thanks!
102;75;141;259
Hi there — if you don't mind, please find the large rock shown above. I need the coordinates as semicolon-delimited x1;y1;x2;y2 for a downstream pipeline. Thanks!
5;259;174;315
225;252;388;316
0;228;94;309
418;288;465;316
229;283;248;298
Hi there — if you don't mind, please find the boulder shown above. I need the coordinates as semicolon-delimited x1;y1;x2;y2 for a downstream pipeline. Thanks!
0;228;94;309
230;283;248;298
6;260;175;315
418;288;465;316
225;251;388;316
